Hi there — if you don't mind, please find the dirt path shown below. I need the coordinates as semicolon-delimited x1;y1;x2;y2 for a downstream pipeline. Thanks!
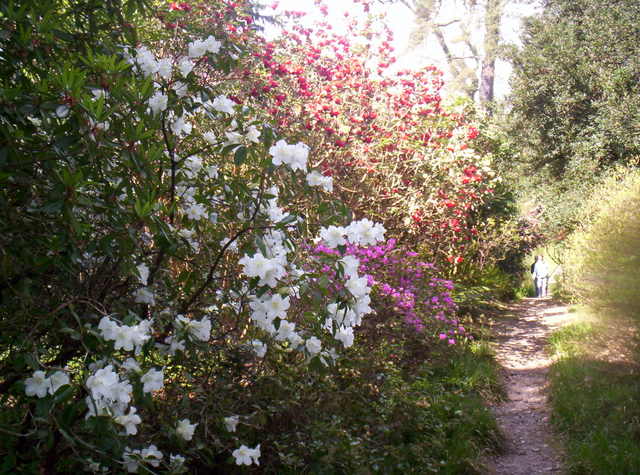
485;297;577;475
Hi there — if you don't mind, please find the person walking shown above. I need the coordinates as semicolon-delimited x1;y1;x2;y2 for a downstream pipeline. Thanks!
531;255;549;298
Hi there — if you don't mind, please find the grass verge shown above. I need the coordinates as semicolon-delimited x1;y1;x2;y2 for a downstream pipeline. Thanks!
547;307;640;474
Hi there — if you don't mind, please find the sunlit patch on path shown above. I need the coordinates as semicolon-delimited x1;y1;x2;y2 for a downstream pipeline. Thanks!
485;297;576;475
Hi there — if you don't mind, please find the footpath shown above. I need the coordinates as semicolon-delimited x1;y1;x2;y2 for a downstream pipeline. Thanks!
485;297;576;474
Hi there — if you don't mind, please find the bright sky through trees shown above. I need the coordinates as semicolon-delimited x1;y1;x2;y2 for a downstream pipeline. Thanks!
265;0;538;100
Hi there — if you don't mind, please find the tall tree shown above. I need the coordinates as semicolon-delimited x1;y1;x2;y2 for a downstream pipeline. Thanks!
397;0;506;108
507;0;640;175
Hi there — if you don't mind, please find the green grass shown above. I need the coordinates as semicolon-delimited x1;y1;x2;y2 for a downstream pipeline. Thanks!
548;318;640;474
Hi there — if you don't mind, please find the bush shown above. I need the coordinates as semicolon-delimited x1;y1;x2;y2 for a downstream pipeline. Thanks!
560;168;640;318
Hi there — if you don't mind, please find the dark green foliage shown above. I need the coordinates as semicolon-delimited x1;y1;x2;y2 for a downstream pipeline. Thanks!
232;337;503;474
508;0;640;175
500;0;640;237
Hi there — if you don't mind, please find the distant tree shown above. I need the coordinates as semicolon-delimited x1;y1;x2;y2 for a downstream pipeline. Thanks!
395;0;510;109
507;0;640;176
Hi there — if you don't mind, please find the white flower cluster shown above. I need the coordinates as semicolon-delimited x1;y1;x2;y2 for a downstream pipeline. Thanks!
155;313;212;356
98;316;152;354
171;114;192;136
188;35;222;58
262;187;297;225
239;251;287;288
222;120;261;146
132;38;220;117
148;91;168;116
170;156;218;225
318;218;386;248
85;364;134;419
306;170;333;193
134;46;169;78
320;256;373;350
269;139;309;172
24;370;69;398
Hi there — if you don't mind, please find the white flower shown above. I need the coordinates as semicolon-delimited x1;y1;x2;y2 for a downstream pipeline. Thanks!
176;418;198;441
171;115;192;136
251;340;267;358
122;358;141;372
175;315;211;341
306;170;323;186
170;454;186;466
98;316;152;353
148;92;168;115
263;294;290;320
340;255;360;278
275;320;296;341
190;317;211;341
24;370;49;398
188;39;207;58
306;171;333;192
185;203;206;220
335;326;354;348
224;130;243;146
289;332;304;347
134;287;156;305
203;35;222;54
163;335;186;355
319;225;346;249
135;46;159;76
245;125;261;143
172;81;188;97
115;406;142;435
211;95;236;114
157;58;172;80
238;252;273;282
185;155;202;174
224;415;240;432
141;445;163;467
91;89;108;100
206;165;219;179
305;336;322;355
232;444;261;466
85;365;132;417
203;131;217;144
269;139;309;172
345;276;370;299
141;368;164;393
178;57;194;76
123;448;140;473
56;105;70;118
137;263;150;285
48;371;70;394
345;218;386;246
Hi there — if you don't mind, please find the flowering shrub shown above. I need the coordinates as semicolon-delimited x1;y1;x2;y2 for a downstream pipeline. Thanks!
233;1;501;268
312;239;466;343
0;0;498;472
0;0;390;471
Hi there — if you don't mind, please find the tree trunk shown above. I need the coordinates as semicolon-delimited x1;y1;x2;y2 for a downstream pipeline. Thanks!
479;0;502;108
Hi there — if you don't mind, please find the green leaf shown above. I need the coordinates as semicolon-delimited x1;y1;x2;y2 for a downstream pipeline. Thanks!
234;146;247;166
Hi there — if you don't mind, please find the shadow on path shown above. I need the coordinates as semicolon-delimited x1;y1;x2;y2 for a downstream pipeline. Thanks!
484;297;575;475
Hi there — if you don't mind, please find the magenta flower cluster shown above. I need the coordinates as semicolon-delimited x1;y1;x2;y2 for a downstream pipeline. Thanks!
313;239;466;343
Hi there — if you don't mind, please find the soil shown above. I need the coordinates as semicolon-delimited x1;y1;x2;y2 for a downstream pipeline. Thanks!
484;297;577;475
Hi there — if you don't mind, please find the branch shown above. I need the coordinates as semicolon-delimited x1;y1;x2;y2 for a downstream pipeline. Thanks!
434;19;461;28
